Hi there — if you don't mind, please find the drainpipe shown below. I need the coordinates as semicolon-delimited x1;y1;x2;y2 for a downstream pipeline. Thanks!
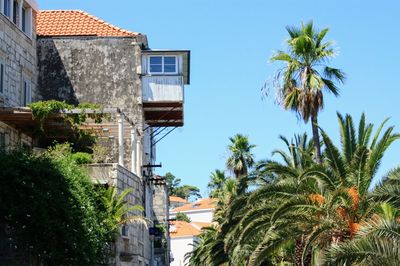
118;115;124;166
130;128;136;174
136;137;142;177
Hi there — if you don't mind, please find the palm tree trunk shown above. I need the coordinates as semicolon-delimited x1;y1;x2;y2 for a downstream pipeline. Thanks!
311;114;322;164
295;235;311;266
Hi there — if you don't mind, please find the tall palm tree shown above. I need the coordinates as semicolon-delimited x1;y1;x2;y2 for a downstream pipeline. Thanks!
226;134;255;179
229;114;399;265
207;169;228;198
271;21;345;163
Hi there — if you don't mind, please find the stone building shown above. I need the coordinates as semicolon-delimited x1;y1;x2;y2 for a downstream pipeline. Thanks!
0;0;38;149
35;10;190;266
0;6;190;266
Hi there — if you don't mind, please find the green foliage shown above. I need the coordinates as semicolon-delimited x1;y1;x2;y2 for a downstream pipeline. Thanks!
174;185;201;201
165;172;182;195
71;152;93;164
207;169;228;198
270;21;346;163
92;143;109;163
155;223;167;234
28;101;105;136
188;114;400;266
101;186;145;229
165;172;201;201
28;100;72;122
0;149;114;265
226;134;255;181
175;212;191;223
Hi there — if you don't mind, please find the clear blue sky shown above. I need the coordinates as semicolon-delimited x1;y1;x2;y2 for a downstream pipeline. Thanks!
40;0;400;197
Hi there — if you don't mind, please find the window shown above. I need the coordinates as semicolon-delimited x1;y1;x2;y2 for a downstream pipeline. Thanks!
21;6;26;32
12;0;18;25
4;0;10;18
0;61;4;94
21;79;32;106
149;56;177;74
0;132;5;151
121;224;128;237
21;5;32;37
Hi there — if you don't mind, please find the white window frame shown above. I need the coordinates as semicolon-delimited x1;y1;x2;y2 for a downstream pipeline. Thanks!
21;77;32;106
148;55;178;75
21;2;32;38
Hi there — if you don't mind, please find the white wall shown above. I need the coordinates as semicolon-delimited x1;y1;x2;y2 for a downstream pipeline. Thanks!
170;237;194;266
171;209;214;223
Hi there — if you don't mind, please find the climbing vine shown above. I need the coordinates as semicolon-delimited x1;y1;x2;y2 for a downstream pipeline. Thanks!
28;100;109;152
28;100;104;126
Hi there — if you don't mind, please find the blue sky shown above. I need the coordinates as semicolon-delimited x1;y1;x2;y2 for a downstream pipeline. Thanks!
39;0;400;197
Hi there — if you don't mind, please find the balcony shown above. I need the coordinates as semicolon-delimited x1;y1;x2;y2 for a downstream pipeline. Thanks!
141;50;190;128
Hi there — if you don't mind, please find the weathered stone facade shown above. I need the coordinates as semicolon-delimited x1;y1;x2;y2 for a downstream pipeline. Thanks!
0;5;38;150
37;34;155;265
37;36;145;119
0;9;37;107
86;163;152;265
152;185;170;266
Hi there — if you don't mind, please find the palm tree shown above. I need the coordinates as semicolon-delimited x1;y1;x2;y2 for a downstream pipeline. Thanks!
101;187;145;232
325;203;400;265
271;21;345;163
207;169;228;198
226;134;255;179
230;114;400;265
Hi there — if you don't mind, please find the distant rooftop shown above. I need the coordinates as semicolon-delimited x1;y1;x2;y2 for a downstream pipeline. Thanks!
169;196;188;204
171;198;217;213
37;10;139;37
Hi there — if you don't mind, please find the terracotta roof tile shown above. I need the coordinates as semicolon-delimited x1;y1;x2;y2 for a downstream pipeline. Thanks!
171;198;217;213
191;222;212;230
169;221;201;238
37;10;139;37
169;196;188;204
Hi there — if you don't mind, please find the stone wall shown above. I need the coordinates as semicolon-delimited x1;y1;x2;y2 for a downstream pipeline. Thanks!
152;184;170;266
0;11;37;107
85;163;152;265
37;36;145;121
0;11;37;149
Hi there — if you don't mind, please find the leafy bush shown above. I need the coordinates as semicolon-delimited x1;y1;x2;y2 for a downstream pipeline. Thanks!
92;143;109;163
71;152;93;164
0;149;115;265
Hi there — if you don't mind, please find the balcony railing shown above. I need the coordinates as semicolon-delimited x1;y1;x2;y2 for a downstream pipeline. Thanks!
142;76;183;103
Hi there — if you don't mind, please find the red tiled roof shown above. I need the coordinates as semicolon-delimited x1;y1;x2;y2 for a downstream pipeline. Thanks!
171;198;217;213
37;10;139;37
169;196;188;204
169;221;201;238
191;222;212;230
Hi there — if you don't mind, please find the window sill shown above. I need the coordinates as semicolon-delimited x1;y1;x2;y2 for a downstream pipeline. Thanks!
0;12;33;41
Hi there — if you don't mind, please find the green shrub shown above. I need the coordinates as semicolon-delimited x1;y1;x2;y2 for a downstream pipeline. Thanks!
71;152;93;164
0;149;115;265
